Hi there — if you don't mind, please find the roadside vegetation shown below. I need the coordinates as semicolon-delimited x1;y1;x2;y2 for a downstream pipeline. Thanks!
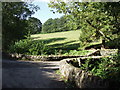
9;30;91;56
48;1;120;88
2;1;120;88
78;54;120;88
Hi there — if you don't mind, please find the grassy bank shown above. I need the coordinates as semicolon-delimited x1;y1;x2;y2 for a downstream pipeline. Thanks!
31;30;80;46
31;30;81;55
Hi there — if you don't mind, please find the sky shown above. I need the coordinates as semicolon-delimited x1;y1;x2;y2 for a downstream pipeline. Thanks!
31;1;64;24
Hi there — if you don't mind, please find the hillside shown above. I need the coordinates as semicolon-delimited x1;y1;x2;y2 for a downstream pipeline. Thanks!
31;30;81;54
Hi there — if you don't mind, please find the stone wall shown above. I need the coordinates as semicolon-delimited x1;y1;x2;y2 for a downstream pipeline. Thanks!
100;49;118;56
3;49;118;61
7;53;84;61
59;59;109;88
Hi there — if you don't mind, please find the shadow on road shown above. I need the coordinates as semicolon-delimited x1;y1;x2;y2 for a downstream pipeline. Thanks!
2;59;67;88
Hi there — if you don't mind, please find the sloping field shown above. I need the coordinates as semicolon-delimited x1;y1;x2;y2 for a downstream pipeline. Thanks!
31;30;81;51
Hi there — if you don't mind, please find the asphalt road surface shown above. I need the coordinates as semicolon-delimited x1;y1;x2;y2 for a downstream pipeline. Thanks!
2;59;67;88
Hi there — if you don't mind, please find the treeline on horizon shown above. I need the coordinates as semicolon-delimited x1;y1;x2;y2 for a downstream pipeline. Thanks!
42;15;81;33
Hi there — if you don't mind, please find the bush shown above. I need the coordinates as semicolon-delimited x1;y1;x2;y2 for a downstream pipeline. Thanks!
96;55;120;80
9;39;47;55
28;41;47;55
9;39;32;54
80;54;120;87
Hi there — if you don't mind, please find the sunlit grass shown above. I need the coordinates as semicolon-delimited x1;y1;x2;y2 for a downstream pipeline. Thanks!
31;30;80;46
31;30;101;55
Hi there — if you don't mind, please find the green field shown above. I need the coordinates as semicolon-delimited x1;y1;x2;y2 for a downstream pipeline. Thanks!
31;30;81;54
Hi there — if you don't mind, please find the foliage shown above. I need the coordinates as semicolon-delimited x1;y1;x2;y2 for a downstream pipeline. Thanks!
9;39;47;55
29;41;47;55
94;55;120;80
42;17;66;33
27;17;42;34
9;39;31;54
42;18;55;33
42;15;79;33
79;54;120;87
48;1;120;49
2;2;40;51
9;30;82;56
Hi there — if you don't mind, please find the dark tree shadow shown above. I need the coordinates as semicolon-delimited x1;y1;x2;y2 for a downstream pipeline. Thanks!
32;37;80;54
48;40;77;47
105;37;120;49
2;59;67;88
46;42;80;55
31;36;41;40
35;37;66;44
85;37;120;50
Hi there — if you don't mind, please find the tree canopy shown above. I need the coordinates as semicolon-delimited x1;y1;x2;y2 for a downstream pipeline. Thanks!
27;17;42;34
42;15;80;33
42;16;67;33
48;1;120;49
2;2;40;51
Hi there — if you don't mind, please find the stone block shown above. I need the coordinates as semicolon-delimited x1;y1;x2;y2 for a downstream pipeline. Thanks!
59;59;109;88
100;49;118;56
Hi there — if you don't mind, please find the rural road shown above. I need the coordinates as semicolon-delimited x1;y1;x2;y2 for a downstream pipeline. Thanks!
2;59;67;88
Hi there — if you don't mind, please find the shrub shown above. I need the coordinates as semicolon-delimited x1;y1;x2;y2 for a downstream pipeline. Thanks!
28;41;47;55
79;54;120;87
9;39;47;55
97;55;120;80
9;39;32;54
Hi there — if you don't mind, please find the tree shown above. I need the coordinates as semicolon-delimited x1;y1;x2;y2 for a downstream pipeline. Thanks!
42;18;53;33
103;2;120;34
48;1;120;49
27;17;42;34
2;2;40;51
42;15;79;33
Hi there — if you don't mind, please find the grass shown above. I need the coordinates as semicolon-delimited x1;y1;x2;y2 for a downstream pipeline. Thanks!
31;30;80;46
31;30;100;55
31;30;81;55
